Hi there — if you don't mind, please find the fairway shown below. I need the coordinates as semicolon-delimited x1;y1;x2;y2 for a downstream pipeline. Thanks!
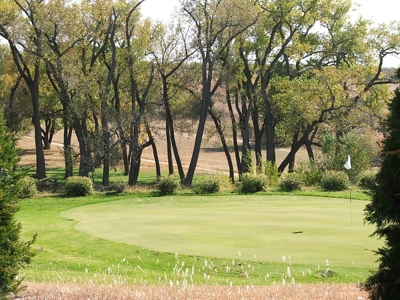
61;195;381;268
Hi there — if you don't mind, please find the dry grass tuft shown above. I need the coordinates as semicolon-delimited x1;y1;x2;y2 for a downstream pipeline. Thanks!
15;282;368;299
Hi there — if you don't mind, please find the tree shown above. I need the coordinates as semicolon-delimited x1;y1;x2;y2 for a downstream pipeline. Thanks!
268;12;400;173
122;1;159;186
0;46;32;135
236;0;329;169
0;115;36;299
151;21;195;182
181;0;257;186
0;0;47;179
363;71;400;300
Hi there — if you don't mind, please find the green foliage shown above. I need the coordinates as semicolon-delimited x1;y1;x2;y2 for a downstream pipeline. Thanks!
264;161;279;186
65;176;94;197
320;131;376;183
194;174;220;194
363;269;400;300
279;172;304;191
240;173;268;193
358;170;377;190
157;175;180;194
320;171;349;191
242;149;253;173
0;116;36;299
295;159;324;186
363;86;400;299
18;176;37;198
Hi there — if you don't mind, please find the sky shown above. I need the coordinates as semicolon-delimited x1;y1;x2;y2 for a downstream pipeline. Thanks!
140;0;400;67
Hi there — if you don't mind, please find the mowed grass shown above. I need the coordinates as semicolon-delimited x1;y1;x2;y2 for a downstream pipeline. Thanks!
61;195;380;267
16;192;381;286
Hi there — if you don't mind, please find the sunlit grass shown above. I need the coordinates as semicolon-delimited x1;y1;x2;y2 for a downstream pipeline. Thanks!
16;189;377;287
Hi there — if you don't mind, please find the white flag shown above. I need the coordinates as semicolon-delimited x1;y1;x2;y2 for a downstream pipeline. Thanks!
344;155;351;170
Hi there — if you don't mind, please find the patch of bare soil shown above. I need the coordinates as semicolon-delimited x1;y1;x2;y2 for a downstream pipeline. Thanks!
16;282;367;300
17;131;308;175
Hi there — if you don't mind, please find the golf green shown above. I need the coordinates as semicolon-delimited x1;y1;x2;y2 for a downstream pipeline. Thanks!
61;195;381;267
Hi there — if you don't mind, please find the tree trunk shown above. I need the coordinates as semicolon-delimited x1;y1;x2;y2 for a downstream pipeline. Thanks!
42;117;55;150
170;124;186;182
166;121;174;175
151;139;161;180
101;123;110;186
184;80;211;186
145;122;161;180
128;143;142;186
278;131;308;173
6;75;22;130
31;87;47;179
63;126;74;179
73;117;90;177
208;108;235;182
251;110;263;173
263;90;276;163
164;99;185;182
227;89;241;178
240;91;252;175
122;141;129;176
288;132;299;172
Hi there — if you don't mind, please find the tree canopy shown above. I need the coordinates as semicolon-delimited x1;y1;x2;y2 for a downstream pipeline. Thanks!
0;0;399;185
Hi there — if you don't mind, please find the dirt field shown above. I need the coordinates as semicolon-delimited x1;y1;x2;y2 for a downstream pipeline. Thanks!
17;130;308;175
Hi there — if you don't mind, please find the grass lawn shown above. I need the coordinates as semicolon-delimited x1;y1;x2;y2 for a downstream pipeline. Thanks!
61;195;380;267
16;191;381;286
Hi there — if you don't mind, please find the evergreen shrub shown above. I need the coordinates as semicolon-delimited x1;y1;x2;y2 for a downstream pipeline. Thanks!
0;116;36;299
363;77;400;299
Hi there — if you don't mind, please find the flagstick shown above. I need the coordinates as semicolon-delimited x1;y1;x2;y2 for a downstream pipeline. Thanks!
344;154;352;225
350;189;352;225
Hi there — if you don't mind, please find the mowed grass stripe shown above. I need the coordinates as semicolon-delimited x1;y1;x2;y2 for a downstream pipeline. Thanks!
61;195;381;268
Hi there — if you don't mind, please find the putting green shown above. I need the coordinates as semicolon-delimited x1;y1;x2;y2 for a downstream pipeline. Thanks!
61;195;381;267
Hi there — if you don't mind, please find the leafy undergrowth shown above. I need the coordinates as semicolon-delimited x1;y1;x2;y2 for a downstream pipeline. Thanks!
17;282;368;300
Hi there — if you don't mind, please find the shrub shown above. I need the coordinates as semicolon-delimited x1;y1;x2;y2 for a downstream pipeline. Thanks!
0;115;36;299
157;175;180;194
320;171;349;191
296;159;324;186
18;176;37;198
358;171;377;190
195;175;220;194
320;131;376;183
264;161;279;186
65;176;94;197
279;173;304;191
363;77;400;300
241;173;268;193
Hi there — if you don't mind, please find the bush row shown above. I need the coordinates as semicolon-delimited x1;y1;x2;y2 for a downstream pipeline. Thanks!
16;169;376;199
